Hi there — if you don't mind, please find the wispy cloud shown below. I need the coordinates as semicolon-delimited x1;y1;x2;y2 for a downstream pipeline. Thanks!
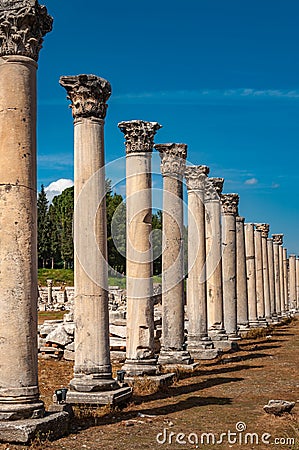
45;178;74;202
245;177;259;185
111;88;299;105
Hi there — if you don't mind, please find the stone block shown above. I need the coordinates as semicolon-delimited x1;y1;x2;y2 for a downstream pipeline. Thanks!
46;326;72;347
66;386;132;406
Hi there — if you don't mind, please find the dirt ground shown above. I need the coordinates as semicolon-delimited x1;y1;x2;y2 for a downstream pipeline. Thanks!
0;318;298;450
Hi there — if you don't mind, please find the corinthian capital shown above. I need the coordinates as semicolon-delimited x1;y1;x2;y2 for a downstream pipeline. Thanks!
118;120;161;154
221;193;239;216
59;74;111;120
272;233;283;245
255;223;270;238
154;143;187;178
0;0;53;61
185;165;209;191
205;177;224;201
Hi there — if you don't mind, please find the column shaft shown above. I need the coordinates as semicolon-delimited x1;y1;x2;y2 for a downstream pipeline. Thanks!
289;255;297;310
245;224;259;327
236;217;249;328
283;249;289;311
267;239;276;317
254;229;265;320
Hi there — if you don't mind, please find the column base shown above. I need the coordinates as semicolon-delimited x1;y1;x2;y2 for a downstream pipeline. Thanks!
121;358;158;377
213;339;239;352
249;319;261;328
187;338;220;360
66;386;132;406
0;400;45;421
257;318;268;328
158;349;193;366
69;376;119;393
0;411;70;444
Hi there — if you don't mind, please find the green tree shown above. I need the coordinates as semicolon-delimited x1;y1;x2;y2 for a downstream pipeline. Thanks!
37;184;51;268
152;210;162;275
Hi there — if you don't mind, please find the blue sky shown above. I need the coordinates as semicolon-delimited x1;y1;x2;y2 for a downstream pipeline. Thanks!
37;0;299;254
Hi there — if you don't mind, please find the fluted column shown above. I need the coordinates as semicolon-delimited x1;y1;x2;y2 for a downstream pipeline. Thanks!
283;249;289;312
0;1;52;420
154;143;192;365
289;255;297;310
221;194;240;339
60;75;131;403
118;120;161;376
256;224;271;322
205;177;226;336
245;224;259;327
185;166;218;359
267;238;276;318
273;234;282;318
236;217;249;330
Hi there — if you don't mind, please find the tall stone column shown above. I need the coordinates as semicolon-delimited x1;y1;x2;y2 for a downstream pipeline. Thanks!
185;166;218;359
205;177;226;336
277;235;286;315
283;248;289;312
154;143;192;365
0;0;52;421
272;234;282;317
60;75;131;403
47;279;53;306
289;254;297;310
244;224;259;327
236;217;249;330
118;120;161;376
221;194;240;339
256;224;271;322
254;226;266;325
267;238;276;318
296;258;299;311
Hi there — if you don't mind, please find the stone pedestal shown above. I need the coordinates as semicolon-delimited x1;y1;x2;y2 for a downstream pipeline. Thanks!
236;217;249;331
267;238;276;318
205;178;227;338
118;120;161;376
256;224;271;322
289;255;297;310
221;194;240;339
60;75;131;403
244;224;259;327
272;234;282;318
185;166;218;360
155;143;192;366
0;0;51;423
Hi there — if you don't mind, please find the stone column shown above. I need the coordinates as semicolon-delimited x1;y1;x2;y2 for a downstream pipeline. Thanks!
283;249;289;312
154;143;192;365
289;254;297;310
267;238;276;318
244;224;259;327
205;177;226;336
118;120;161;376
185;166;218;359
60;75;131;403
254;226;266;325
272;234;282;318
0;0;52;421
277;235;286;315
236;217;249;330
221;194;240;339
47;279;53;306
256;224;271;322
296;258;299;311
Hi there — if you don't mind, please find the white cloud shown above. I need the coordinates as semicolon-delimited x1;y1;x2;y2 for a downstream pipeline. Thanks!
45;178;74;202
245;177;258;185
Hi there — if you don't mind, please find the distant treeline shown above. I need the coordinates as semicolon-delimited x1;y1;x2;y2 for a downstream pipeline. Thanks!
37;181;164;275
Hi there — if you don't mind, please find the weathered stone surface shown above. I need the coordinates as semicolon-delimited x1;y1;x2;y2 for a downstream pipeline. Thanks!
66;386;132;406
46;326;72;347
0;411;69;444
263;400;295;416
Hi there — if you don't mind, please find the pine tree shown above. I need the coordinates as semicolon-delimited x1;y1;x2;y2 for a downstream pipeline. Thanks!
37;184;51;268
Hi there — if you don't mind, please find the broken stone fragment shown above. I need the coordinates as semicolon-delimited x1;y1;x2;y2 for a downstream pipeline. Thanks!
263;400;295;415
46;326;72;347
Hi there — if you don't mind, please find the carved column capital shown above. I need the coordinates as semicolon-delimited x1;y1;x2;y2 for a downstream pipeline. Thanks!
0;0;53;61
118;120;161;154
255;223;270;239
185;165;209;191
59;74;111;120
205;177;224;201
272;234;284;245
221;193;239;216
155;143;187;178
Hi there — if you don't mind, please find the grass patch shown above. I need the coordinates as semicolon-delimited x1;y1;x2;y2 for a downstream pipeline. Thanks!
38;269;74;286
38;310;67;324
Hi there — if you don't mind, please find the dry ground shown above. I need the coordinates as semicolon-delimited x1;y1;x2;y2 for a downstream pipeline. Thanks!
1;318;298;450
